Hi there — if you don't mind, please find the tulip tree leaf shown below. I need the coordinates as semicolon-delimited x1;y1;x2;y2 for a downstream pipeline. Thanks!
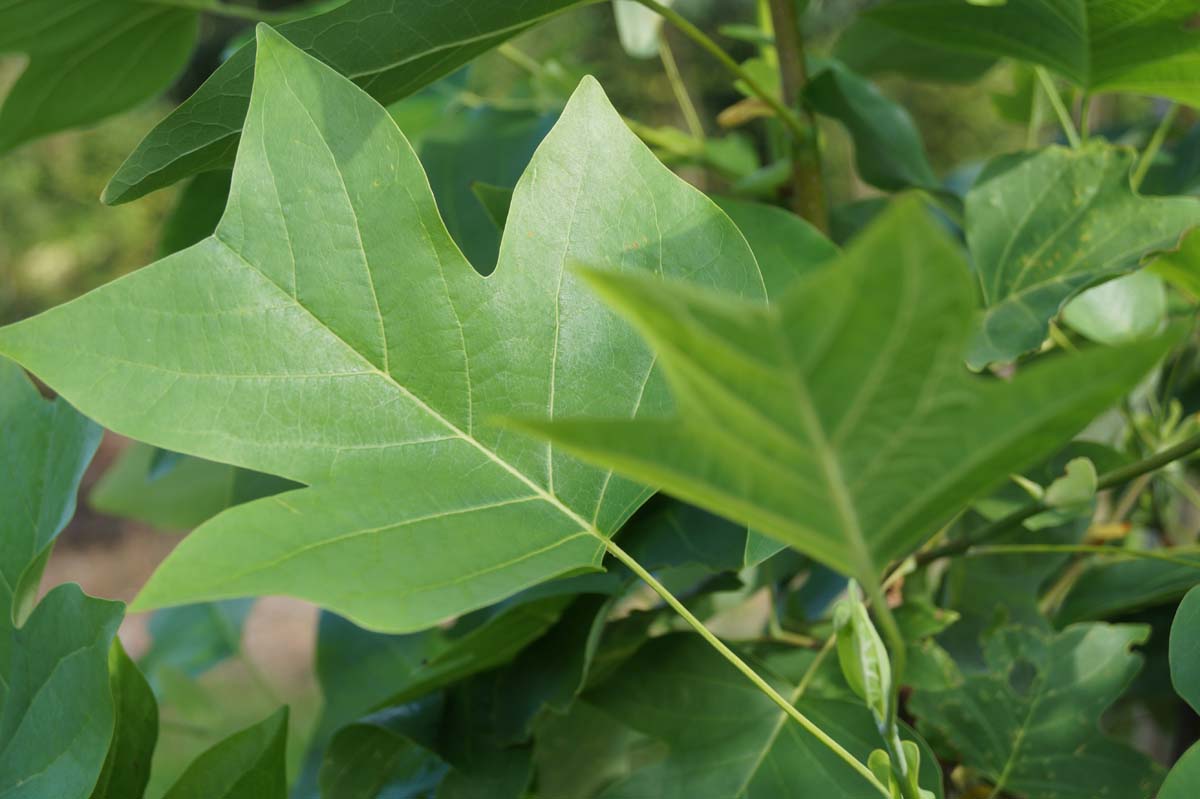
161;707;289;799
102;0;591;204
1170;585;1200;715
90;640;159;799
0;358;101;625
910;623;1163;799
865;0;1200;105
0;0;198;153
587;634;944;798
966;145;1199;368
515;200;1171;582
1054;550;1200;626
140;599;255;681
0;28;769;633
0;585;124;799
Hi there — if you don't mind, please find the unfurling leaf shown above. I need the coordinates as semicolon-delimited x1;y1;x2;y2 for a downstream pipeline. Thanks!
516;199;1172;582
833;583;891;727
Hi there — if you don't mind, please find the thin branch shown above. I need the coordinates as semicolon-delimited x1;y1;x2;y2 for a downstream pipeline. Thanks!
1035;68;1081;149
915;430;1200;566
1132;104;1180;191
604;537;890;797
968;544;1200;569
658;36;705;141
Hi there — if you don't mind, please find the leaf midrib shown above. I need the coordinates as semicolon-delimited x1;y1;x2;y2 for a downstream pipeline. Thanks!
211;234;604;542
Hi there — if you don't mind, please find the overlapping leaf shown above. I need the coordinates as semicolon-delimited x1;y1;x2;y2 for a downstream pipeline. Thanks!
90;640;158;799
585;634;943;798
866;0;1200;104
0;27;775;632
517;200;1172;581
160;708;289;799
102;0;590;204
910;623;1162;799
1170;585;1200;715
966;145;1199;367
0;0;197;152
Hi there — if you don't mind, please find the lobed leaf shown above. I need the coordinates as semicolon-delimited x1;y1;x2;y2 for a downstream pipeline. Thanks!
517;199;1173;581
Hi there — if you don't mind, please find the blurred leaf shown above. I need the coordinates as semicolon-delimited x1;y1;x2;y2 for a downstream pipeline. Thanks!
587;634;944;798
140;600;255;682
102;0;591;204
90;443;294;531
1042;456;1097;509
1152;227;1200;302
0;358;100;625
319;699;446;799
532;700;645;799
515;200;1171;583
159;171;233;257
0;585;124;799
715;197;839;294
471;183;514;232
966;145;1198;368
806;60;941;193
1062;271;1167;345
613;0;669;59
1055;551;1200;625
1161;741;1200;799
1169;585;1200;714
865;0;1200;104
91;639;158;799
160;707;289;799
834;17;996;83
0;0;197;152
910;623;1162;799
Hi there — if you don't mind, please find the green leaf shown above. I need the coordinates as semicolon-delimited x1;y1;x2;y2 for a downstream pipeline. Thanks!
1161;741;1200;799
834;17;996;83
90;443;294;531
161;707;289;799
910;623;1162;799
0;359;101;624
1170;585;1200;714
1041;456;1097;509
0;584;124;799
1062;271;1167;346
158;171;234;257
90;639;159;799
515;199;1171;582
865;0;1200;105
833;584;892;726
319;699;446;799
0;29;768;633
587;634;944;798
0;0;197;152
1054;551;1200;625
472;183;515;233
102;0;590;204
806;60;940;194
1151;227;1200;301
532;700;644;799
966;145;1198;368
714;197;839;295
140;599;255;681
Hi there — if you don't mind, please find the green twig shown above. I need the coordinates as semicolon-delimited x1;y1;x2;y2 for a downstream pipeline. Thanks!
1035;68;1081;149
968;543;1200;569
630;0;812;148
156;0;344;22
1132;104;1180;191
604;537;890;797
915;430;1200;566
658;36;705;141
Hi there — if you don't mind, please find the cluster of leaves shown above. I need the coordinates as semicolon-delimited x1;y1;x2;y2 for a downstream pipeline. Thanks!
4;1;1200;798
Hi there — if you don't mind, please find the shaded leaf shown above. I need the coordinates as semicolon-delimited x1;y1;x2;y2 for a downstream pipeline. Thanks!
0;358;101;625
966;145;1198;367
90;639;158;799
806;60;940;194
1170;585;1200;714
159;171;234;257
587;634;943;798
866;0;1200;105
0;585;123;799
140;599;255;681
1161;741;1200;799
834;17;996;84
516;200;1171;582
714;197;839;294
910;623;1162;799
1054;551;1200;625
102;0;590;204
319;699;446;799
161;707;289;799
0;30;770;633
0;0;196;152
